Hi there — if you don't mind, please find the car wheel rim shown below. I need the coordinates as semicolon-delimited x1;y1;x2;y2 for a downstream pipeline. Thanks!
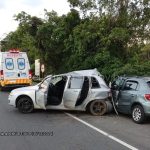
132;108;141;121
93;102;106;115
20;99;33;113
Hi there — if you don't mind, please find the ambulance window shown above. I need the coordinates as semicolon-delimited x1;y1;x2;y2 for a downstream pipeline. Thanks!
17;58;25;70
5;58;14;70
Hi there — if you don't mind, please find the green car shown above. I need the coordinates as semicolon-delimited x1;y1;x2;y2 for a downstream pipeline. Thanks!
111;76;150;124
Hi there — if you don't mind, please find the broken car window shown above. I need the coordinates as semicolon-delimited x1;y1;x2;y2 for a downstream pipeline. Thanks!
68;77;83;89
123;81;138;91
91;77;100;88
50;76;63;85
40;77;51;89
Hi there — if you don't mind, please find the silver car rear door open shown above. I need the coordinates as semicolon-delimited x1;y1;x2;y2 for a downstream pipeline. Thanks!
63;76;84;109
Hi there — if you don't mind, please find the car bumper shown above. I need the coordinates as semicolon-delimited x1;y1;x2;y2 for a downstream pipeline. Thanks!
1;79;32;87
8;94;16;107
143;102;150;116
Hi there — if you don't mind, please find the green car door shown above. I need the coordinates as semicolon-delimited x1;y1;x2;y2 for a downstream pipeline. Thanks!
117;80;139;114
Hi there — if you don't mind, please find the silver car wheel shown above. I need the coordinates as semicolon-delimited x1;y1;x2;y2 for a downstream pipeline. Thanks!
132;108;142;121
89;100;107;116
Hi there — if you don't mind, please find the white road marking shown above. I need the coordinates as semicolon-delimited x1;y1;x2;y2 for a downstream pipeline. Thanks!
65;112;138;150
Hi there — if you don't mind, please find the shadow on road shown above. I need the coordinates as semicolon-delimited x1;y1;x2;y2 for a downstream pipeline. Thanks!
34;109;66;115
112;113;150;124
0;87;18;92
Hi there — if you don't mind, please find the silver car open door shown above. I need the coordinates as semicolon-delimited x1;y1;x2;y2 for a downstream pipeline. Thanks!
36;88;47;109
35;80;50;109
63;76;84;109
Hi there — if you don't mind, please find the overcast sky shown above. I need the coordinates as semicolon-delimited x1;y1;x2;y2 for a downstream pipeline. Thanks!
0;0;70;39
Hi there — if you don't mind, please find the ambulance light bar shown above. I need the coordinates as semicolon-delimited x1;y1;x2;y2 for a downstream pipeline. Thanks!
9;49;20;53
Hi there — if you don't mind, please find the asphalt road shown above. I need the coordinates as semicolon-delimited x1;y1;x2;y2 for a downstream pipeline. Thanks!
0;89;150;150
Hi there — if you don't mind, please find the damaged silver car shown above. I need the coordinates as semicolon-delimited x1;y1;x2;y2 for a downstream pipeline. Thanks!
8;69;112;115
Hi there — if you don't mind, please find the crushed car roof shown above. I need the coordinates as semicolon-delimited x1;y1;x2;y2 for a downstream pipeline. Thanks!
63;68;102;77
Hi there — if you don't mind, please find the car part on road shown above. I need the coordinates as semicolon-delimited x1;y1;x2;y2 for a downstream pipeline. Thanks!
17;97;34;113
132;105;145;124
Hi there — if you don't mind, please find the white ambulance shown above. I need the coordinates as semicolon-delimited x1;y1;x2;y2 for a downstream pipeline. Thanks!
0;49;32;88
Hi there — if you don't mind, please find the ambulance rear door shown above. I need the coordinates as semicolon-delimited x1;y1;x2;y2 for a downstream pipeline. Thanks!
2;52;17;80
3;51;30;81
16;52;30;79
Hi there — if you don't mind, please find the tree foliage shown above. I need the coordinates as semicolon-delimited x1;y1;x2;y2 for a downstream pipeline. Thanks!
1;0;150;80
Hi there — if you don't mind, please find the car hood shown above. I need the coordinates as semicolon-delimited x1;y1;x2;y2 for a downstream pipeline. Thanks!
12;85;39;93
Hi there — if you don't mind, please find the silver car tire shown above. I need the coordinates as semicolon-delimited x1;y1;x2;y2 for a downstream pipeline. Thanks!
17;97;34;113
89;100;107;116
132;105;145;124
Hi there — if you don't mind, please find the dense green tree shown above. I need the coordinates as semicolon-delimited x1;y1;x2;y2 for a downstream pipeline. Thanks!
1;0;150;80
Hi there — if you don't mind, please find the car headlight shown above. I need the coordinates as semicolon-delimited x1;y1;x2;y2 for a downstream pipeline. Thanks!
9;91;15;96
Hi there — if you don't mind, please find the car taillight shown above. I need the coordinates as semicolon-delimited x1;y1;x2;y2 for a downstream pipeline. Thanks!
29;70;32;78
144;94;150;101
